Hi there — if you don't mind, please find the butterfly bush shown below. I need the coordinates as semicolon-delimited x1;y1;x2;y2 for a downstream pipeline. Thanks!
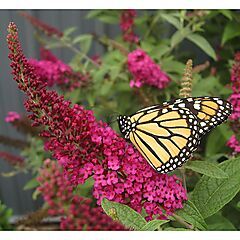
128;49;171;89
120;10;139;44
7;22;187;220
37;159;125;230
29;48;89;90
227;52;240;153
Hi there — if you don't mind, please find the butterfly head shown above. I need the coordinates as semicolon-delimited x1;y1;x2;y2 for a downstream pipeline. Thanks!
117;115;132;139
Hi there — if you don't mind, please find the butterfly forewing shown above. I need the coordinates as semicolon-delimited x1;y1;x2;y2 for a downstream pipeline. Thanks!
129;107;200;173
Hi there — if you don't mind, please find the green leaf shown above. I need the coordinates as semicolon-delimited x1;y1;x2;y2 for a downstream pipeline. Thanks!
92;66;109;83
96;15;119;24
63;27;77;37
99;81;113;96
171;28;191;48
206;213;236;230
206;153;228;164
185;160;228;179
187;33;217;60
32;189;41;200
109;66;121;80
221;21;240;45
73;34;93;54
176;200;207;230
191;157;240;218
219;10;233;20
150;44;170;59
23;178;39;190
101;198;147;230
74;177;94;198
159;13;181;29
192;76;222;97
86;10;103;19
205;124;233;157
161;60;185;74
164;227;192;231
140;220;169;231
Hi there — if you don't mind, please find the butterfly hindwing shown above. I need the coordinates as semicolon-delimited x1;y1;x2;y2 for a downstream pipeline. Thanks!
163;96;232;136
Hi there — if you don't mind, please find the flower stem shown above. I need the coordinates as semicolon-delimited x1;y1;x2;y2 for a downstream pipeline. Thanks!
172;212;195;230
59;37;100;68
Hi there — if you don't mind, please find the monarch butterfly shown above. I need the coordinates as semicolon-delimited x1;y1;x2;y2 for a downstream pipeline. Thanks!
117;96;232;173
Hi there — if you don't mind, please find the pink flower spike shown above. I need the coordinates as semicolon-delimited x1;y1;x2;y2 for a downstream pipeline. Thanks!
120;10;139;44
7;22;187;220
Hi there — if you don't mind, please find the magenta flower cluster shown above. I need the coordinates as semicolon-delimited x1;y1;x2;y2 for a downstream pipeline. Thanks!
37;159;125;230
227;52;240;153
7;22;187;220
128;49;171;89
120;10;139;43
29;48;89;90
5;111;21;123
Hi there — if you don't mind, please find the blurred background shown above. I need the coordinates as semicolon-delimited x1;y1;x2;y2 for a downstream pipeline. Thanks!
0;10;122;216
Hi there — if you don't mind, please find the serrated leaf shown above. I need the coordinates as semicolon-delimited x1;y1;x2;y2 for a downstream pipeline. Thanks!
140;219;169;231
191;157;240;218
187;33;217;60
101;198;147;230
206;213;236;230
185;160;228;179
159;13;181;29
221;21;240;45
24;178;39;190
176;200;207;230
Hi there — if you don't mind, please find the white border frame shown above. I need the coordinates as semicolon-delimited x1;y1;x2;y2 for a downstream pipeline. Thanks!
0;0;240;9
1;231;240;240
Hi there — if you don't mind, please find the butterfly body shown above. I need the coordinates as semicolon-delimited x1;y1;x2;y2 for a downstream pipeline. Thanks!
118;97;232;173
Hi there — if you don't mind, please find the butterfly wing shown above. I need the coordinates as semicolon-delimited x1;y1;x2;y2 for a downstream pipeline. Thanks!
162;97;232;136
129;106;200;173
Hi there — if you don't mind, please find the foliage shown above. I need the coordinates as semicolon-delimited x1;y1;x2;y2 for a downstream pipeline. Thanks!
1;10;240;230
0;201;13;230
